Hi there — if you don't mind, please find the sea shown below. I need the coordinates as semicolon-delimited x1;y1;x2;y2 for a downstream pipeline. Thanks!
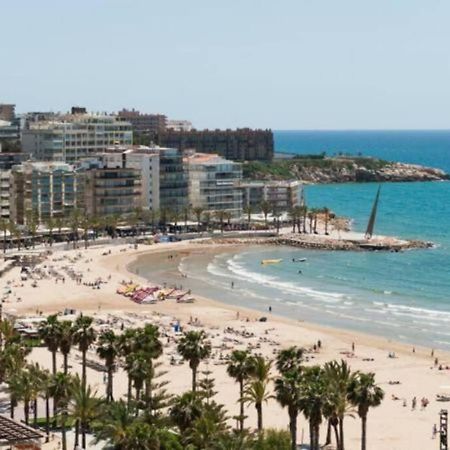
135;131;450;351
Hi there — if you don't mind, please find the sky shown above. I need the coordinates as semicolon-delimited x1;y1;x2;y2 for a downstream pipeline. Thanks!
1;0;450;130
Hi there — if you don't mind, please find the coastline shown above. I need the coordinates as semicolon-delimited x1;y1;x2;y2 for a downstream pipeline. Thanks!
2;239;448;449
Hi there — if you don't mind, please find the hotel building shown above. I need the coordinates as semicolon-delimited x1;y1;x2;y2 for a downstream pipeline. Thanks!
185;152;243;218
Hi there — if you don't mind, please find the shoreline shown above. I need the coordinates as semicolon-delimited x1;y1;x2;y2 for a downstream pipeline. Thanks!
120;243;444;361
2;239;448;449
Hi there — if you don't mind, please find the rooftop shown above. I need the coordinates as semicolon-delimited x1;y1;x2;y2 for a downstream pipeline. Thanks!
0;414;42;446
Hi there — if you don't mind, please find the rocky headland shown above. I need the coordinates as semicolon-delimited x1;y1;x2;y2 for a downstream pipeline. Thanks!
243;156;449;184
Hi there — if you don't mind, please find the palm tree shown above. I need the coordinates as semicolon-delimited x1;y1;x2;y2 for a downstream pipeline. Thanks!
275;369;303;450
80;216;92;249
226;350;253;431
69;209;82;248
97;329;119;402
119;328;138;405
91;400;136;448
170;391;204;433
348;372;384;450
38;368;52;442
182;204;191;233
128;353;148;405
260;200;272;228
69;375;100;449
25;211;39;249
299;366;326;450
177;330;211;392
243;205;253;229
242;355;273;433
10;222;22;251
59;321;74;374
73;315;97;390
214;210;227;233
28;363;43;426
49;372;73;450
45;217;55;246
276;346;304;375
288;208;298;233
192;206;204;231
54;216;65;241
39;314;61;375
137;324;163;408
323;360;354;450
0;219;9;253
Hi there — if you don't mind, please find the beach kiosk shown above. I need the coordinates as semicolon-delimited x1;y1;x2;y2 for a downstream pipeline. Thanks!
0;415;42;449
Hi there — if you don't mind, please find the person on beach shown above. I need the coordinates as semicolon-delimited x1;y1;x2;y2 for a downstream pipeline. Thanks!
412;397;417;410
352;342;355;352
231;281;234;289
269;306;272;312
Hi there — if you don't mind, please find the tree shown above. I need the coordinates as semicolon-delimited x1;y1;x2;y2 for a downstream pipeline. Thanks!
226;350;254;431
177;330;211;392
38;368;52;442
275;369;302;450
322;207;330;235
242;355;273;433
8;367;34;425
39;314;61;375
214;210;227;233
54;216;65;241
49;372;73;450
69;209;82;248
323;360;355;450
276;346;304;376
80;216;92;249
182;204;191;233
299;366;326;450
260;200;272;228
97;329;119;402
192;207;204;231
25;210;39;249
348;372;384;450
170;391;204;433
45;217;55;246
73;315;97;390
243;205;253;229
69;375;101;449
59;321;74;374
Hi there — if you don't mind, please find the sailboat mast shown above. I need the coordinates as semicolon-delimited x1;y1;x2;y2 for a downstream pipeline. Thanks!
365;185;381;240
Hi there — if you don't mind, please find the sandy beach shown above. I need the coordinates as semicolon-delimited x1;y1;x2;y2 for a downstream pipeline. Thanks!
1;238;448;449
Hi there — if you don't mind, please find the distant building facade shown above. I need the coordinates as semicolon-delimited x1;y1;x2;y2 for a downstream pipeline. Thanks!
117;109;167;136
185;152;242;218
0;104;15;121
79;156;141;217
157;128;274;162
10;161;81;225
166;120;193;132
238;180;301;212
22;114;133;163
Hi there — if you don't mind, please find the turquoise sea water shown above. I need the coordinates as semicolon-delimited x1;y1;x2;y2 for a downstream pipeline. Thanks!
137;131;450;350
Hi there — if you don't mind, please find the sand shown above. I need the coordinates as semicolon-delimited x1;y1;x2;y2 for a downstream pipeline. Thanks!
1;239;447;450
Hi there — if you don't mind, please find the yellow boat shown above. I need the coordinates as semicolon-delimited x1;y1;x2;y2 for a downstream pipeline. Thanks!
261;259;282;265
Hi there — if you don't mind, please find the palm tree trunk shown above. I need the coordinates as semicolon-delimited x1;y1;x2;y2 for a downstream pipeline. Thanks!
256;403;263;432
339;418;345;450
314;424;320;450
61;412;67;450
81;421;87;450
24;401;30;425
333;422;340;450
82;350;87;390
309;420;314;450
33;398;38;426
325;419;332;445
108;366;114;402
74;419;79;449
361;415;367;450
63;353;68;374
52;351;57;375
45;395;50;442
289;410;298;450
239;379;245;431
192;367;197;392
10;396;16;419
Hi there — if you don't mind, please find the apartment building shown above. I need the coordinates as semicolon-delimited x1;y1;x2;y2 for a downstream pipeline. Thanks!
166;120;193;132
238;180;301;212
157;128;274;161
79;156;141;217
185;152;242;218
10;162;81;225
0;104;15;122
22;114;133;163
117;109;167;135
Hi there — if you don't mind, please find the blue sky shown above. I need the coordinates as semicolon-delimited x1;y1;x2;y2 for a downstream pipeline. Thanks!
1;0;449;129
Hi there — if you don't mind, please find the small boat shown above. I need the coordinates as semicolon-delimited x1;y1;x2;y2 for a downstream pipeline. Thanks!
292;258;307;263
261;259;282;265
